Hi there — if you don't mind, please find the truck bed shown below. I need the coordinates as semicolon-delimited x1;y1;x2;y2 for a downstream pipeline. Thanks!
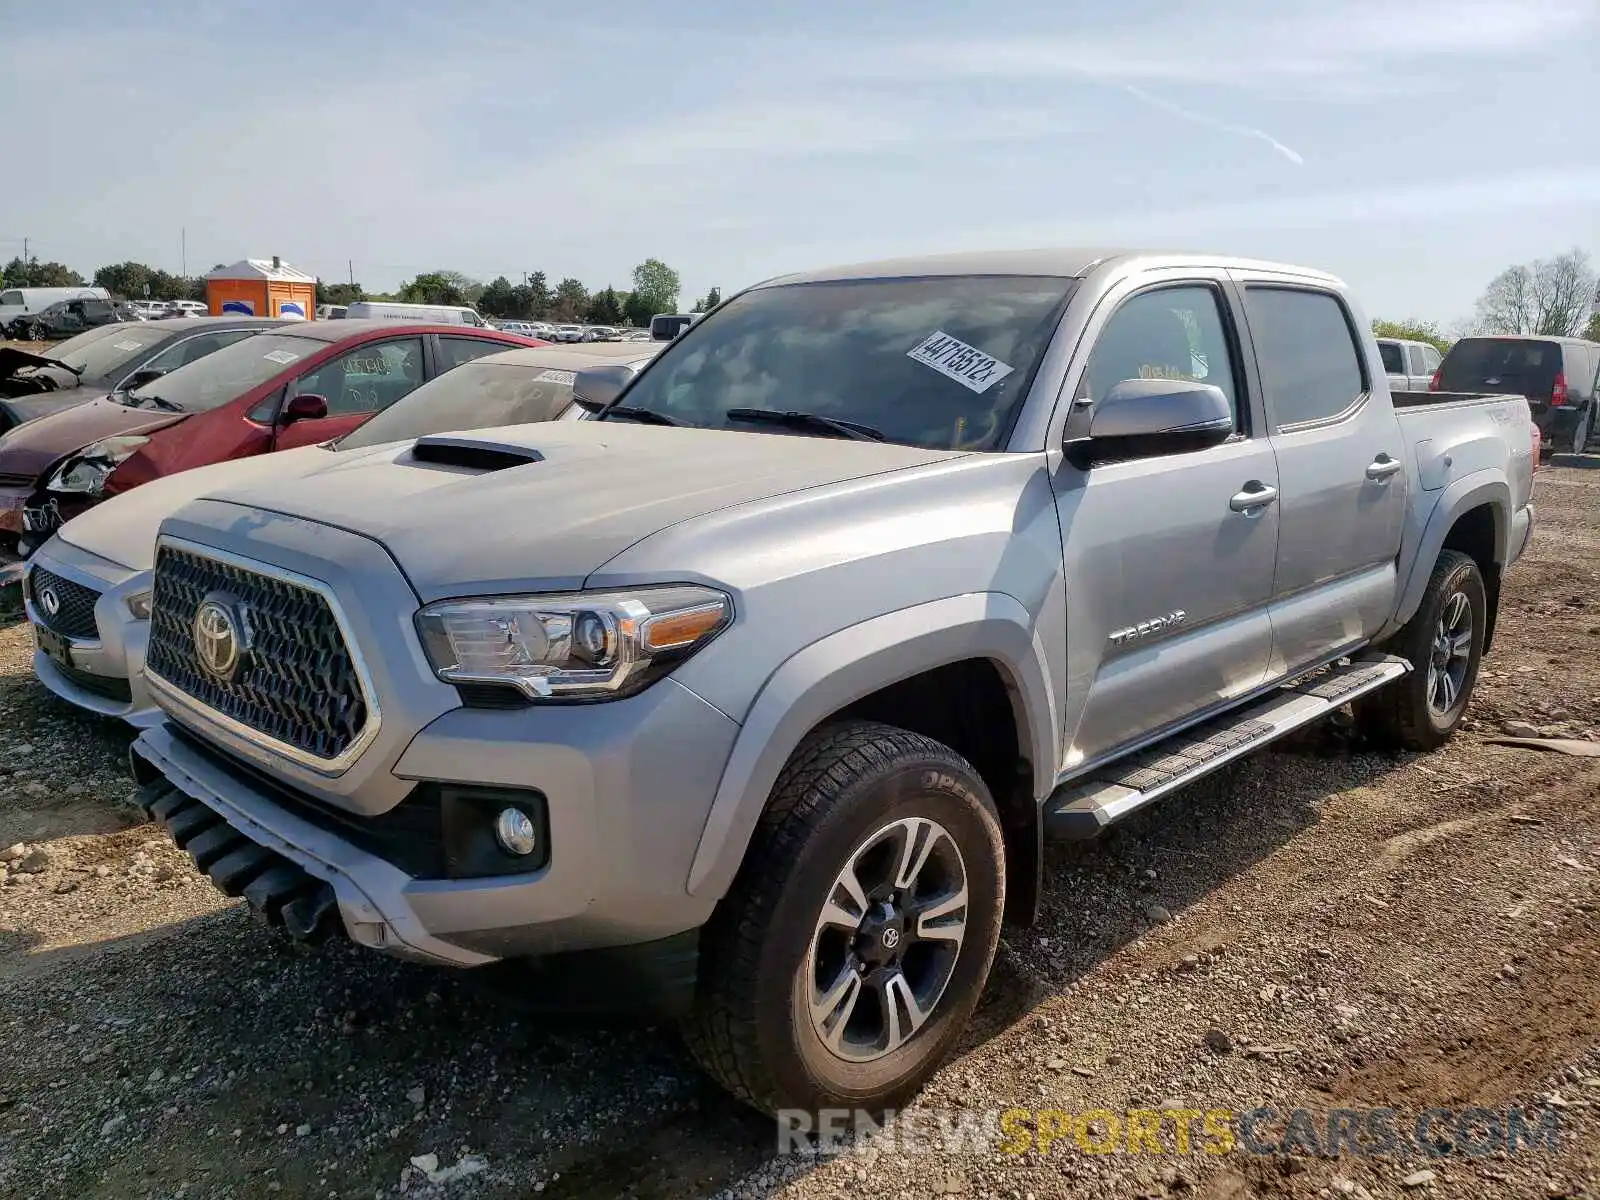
1389;389;1521;409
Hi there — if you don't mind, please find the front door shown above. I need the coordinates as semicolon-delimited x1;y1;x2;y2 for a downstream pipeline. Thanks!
1057;280;1281;767
1236;281;1407;676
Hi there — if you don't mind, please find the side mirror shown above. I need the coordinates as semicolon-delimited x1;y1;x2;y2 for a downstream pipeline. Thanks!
571;364;635;413
1069;378;1233;465
124;368;166;391
281;393;329;424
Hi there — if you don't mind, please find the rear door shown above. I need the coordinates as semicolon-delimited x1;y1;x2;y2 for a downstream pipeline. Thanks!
274;335;427;449
1237;279;1408;676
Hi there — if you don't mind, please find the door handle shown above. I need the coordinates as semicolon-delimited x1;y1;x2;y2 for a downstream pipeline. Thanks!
1229;482;1279;513
1366;454;1403;481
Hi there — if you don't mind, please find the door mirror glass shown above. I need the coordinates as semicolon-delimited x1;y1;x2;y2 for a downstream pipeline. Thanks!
571;364;635;412
282;393;329;423
1080;378;1233;458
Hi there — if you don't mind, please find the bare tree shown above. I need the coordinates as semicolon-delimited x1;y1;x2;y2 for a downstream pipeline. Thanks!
1472;249;1596;337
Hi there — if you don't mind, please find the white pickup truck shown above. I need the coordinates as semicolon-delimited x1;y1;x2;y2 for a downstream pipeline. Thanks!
123;249;1537;1116
1376;336;1443;393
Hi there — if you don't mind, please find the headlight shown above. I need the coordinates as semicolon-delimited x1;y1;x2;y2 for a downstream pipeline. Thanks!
416;585;732;701
47;436;149;496
125;590;152;620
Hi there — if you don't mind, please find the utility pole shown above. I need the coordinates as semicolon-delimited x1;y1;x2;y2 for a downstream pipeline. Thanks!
348;259;354;286
181;228;187;277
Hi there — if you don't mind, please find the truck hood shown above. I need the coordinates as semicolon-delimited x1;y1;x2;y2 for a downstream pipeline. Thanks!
0;395;187;481
194;422;960;598
58;445;331;572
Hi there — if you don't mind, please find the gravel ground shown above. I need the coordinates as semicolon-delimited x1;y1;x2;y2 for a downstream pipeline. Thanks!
1;465;1597;1200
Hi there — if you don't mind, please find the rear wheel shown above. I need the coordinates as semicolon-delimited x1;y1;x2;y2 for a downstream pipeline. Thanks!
1358;549;1486;751
685;720;1005;1116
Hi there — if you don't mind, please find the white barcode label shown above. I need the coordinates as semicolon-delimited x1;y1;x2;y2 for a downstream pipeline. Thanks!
536;369;576;385
906;331;1014;394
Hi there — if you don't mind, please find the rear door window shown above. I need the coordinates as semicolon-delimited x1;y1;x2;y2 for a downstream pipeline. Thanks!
438;336;506;372
1378;342;1403;374
1244;288;1368;427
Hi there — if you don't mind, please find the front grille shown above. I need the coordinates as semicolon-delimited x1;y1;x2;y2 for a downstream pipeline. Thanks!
146;545;369;762
28;566;101;639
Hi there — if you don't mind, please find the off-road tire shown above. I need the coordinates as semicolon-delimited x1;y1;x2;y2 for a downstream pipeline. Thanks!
1358;549;1486;752
684;720;1005;1117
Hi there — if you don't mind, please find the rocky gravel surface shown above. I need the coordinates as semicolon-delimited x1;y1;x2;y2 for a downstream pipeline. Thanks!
1;464;1598;1199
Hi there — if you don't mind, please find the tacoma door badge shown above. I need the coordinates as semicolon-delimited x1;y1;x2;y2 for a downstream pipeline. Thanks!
1109;610;1187;646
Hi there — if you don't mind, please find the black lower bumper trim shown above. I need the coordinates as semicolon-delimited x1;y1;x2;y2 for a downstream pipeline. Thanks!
133;776;344;945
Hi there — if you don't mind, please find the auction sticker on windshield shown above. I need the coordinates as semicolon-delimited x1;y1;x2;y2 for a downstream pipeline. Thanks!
907;332;1015;394
536;369;576;385
112;340;145;352
262;349;300;365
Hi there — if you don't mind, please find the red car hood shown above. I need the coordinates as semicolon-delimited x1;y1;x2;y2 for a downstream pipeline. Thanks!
0;395;187;481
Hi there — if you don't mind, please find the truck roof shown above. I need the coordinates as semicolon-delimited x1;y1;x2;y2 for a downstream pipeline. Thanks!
760;248;1344;288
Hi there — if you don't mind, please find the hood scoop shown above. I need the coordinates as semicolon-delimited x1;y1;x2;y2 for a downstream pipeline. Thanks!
409;434;547;473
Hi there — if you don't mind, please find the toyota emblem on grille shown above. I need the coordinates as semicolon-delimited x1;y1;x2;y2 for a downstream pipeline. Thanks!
37;586;60;618
192;594;252;682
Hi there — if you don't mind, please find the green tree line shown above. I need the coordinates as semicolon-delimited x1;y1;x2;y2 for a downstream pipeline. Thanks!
1;254;720;327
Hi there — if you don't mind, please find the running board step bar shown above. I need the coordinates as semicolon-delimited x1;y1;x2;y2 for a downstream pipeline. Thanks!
1044;655;1410;840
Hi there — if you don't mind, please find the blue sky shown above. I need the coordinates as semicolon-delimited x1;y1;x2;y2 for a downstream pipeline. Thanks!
3;0;1596;326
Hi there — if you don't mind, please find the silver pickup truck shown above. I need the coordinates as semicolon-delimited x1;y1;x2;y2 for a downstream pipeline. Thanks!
126;249;1536;1117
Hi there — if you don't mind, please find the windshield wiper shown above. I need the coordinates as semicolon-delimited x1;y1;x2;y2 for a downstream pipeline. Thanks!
598;405;685;427
130;393;183;412
725;408;884;442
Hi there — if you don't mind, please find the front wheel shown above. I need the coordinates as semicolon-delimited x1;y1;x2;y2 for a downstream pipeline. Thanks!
1357;549;1486;751
685;720;1005;1116
27;321;44;342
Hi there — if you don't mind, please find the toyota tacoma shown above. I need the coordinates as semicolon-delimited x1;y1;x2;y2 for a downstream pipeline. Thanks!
124;249;1536;1117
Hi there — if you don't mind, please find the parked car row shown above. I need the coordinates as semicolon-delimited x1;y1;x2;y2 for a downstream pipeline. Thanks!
0;318;542;567
491;320;653;343
16;247;1541;1122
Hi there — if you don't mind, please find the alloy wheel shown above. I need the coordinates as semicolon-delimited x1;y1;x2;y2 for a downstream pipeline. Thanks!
805;816;969;1063
1427;590;1473;716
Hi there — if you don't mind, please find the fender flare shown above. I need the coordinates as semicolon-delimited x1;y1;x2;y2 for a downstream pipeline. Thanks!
685;592;1059;898
1388;470;1508;635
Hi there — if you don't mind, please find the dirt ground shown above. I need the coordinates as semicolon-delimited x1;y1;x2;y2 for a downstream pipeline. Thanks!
0;466;1597;1200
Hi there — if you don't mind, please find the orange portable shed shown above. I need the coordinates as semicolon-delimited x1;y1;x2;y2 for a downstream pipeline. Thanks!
205;257;316;320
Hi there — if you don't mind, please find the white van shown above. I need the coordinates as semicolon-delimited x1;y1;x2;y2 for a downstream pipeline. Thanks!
0;286;112;329
341;301;488;327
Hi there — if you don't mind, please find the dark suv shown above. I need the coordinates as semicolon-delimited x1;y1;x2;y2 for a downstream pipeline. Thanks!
6;297;123;342
1434;335;1600;456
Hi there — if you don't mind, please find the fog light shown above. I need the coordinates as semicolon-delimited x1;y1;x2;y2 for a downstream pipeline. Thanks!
493;807;538;857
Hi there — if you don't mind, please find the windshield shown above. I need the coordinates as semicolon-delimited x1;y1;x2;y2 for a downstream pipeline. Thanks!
612;276;1076;450
1377;342;1404;374
1438;337;1561;398
37;325;169;382
128;331;317;411
337;357;581;450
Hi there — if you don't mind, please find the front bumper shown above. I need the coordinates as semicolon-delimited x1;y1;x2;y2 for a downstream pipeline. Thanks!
24;538;158;727
131;671;738;970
